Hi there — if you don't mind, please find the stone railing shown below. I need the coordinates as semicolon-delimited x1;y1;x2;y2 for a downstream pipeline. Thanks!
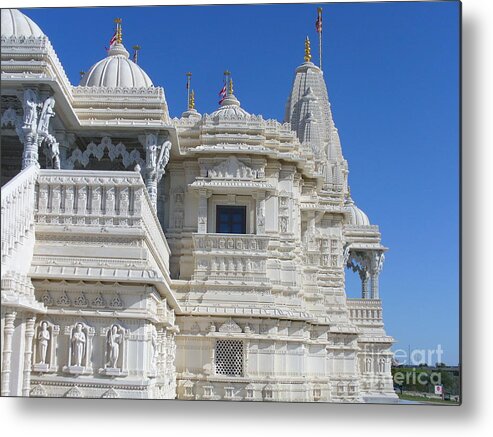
347;298;383;326
35;169;170;274
140;185;171;274
1;164;38;275
192;233;270;282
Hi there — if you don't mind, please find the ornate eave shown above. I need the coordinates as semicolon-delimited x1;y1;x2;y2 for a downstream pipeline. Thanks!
189;178;275;194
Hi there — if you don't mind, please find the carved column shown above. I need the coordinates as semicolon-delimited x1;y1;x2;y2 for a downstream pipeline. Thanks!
360;269;370;299
141;133;171;211
255;192;266;235
1;312;16;396
21;89;40;169
22;315;36;397
370;251;385;299
198;189;209;233
21;131;39;170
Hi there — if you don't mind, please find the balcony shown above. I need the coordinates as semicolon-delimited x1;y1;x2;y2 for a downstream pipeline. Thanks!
33;169;170;280
346;298;383;328
192;233;269;283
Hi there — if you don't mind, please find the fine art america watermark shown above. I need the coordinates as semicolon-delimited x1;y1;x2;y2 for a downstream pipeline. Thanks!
392;344;446;387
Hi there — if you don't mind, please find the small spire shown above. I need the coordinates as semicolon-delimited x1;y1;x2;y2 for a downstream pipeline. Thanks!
228;78;234;95
186;72;192;109
304;36;312;63
189;89;195;110
114;18;122;44
79;71;85;79
132;45;141;63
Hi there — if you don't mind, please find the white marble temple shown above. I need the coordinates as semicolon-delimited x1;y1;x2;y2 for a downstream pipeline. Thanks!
0;8;396;402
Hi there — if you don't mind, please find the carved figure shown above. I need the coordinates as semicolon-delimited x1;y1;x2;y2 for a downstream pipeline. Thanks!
145;134;158;169
365;357;372;373
38;96;55;135
106;325;122;368
151;327;158;370
37;321;50;364
72;323;86;367
44;135;60;169
158;140;171;172
23;89;39;130
379;357;386;373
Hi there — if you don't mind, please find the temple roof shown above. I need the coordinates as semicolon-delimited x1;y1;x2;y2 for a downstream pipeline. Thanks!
1;9;45;38
345;196;371;226
209;94;251;119
79;42;154;88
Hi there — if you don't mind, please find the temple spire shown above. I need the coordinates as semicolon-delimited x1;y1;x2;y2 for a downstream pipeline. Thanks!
304;36;312;63
114;18;122;44
228;78;234;95
189;89;195;110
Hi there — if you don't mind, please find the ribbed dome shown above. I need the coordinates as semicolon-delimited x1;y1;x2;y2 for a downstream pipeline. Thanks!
210;94;250;119
345;197;371;226
79;43;153;88
1;9;45;38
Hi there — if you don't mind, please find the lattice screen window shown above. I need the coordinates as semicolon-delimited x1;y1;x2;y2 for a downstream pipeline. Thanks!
215;340;243;377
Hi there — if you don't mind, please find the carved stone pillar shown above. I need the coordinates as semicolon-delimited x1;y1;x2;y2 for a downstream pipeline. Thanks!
360;270;370;299
370;272;379;299
370;251;385;299
22;316;36;397
1;312;16;396
198;189;210;233
255;192;266;235
21;88;40;170
21;131;39;170
141;133;171;211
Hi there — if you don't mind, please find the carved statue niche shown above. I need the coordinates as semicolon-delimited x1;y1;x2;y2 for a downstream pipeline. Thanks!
105;324;123;368
63;322;94;375
32;320;60;373
37;321;50;364
99;324;129;377
72;323;86;367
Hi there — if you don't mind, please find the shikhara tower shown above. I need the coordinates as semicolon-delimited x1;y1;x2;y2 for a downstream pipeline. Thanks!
1;8;397;402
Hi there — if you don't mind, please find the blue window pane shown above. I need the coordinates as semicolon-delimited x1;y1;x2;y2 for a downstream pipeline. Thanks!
216;206;246;234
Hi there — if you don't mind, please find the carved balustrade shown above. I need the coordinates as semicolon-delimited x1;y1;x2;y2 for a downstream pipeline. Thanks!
192;233;270;282
1;164;38;275
35;169;170;274
346;298;383;327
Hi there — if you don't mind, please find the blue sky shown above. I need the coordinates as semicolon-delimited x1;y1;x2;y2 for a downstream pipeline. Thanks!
24;1;460;365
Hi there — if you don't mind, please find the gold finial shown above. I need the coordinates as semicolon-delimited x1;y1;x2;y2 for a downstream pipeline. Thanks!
114;18;122;44
304;36;312;63
189;89;195;110
79;71;85;79
228;78;234;95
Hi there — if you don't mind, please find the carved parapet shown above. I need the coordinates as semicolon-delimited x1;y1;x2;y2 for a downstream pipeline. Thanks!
347;298;383;327
192;233;269;282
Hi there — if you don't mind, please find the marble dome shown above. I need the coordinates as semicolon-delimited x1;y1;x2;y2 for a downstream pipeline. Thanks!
210;94;250;119
79;43;153;88
1;9;45;38
345;197;371;226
